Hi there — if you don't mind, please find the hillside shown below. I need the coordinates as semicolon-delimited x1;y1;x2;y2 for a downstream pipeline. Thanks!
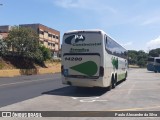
0;56;60;70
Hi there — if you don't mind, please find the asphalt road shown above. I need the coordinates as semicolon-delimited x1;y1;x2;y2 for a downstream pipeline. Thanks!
0;73;65;107
0;69;160;120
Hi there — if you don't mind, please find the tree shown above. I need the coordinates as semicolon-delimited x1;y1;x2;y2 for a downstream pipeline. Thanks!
137;58;146;67
5;26;43;61
0;39;7;56
137;50;148;67
128;50;148;67
149;48;160;57
39;45;52;61
128;50;138;65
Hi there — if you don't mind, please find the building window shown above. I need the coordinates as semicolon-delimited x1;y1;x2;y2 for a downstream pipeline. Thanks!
39;31;44;35
44;30;48;33
48;42;51;46
53;35;55;38
48;33;52;37
56;36;59;39
39;29;44;35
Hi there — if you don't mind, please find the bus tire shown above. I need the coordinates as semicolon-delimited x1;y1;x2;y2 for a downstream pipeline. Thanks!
108;75;114;91
154;71;157;73
112;75;117;89
124;72;127;80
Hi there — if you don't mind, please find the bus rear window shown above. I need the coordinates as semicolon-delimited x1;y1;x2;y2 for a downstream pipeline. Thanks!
156;59;160;63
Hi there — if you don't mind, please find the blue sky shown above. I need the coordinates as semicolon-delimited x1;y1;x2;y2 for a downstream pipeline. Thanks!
1;0;160;52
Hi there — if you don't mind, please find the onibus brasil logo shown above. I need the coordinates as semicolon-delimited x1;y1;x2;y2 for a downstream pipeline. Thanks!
65;35;85;45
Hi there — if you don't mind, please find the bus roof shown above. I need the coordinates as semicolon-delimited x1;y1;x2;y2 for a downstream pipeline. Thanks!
64;29;106;35
63;29;127;51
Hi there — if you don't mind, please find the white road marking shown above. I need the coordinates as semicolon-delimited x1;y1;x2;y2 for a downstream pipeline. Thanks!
71;97;108;103
0;78;54;87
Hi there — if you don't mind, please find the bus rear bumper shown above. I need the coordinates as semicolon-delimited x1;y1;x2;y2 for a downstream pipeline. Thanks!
62;77;107;87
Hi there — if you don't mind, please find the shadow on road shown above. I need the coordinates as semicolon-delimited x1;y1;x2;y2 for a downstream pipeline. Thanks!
42;86;109;97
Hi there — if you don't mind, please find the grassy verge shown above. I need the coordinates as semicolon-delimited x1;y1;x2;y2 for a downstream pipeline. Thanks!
129;65;140;68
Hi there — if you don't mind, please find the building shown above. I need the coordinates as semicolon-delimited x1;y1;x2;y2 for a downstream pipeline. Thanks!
0;24;60;57
0;25;12;39
19;24;60;57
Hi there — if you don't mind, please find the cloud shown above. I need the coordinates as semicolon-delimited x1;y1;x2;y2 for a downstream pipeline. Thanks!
146;36;160;50
141;17;160;26
54;0;79;8
121;42;133;47
53;0;117;13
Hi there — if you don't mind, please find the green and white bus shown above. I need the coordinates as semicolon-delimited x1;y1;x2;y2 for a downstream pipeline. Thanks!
61;30;128;89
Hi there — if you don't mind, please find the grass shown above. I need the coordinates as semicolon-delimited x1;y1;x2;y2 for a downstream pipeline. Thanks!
0;63;4;69
129;65;140;68
0;56;61;70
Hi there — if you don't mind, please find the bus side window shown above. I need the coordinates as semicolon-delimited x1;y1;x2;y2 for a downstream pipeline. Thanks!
105;36;107;44
105;36;112;54
105;36;109;51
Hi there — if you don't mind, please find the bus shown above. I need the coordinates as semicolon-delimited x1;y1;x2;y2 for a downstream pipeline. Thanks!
61;30;128;89
147;57;160;73
147;57;155;72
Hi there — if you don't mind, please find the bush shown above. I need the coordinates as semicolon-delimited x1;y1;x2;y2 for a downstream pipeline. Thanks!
39;45;52;61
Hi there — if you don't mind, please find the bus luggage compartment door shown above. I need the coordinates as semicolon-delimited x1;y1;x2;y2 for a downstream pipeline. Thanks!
63;54;101;79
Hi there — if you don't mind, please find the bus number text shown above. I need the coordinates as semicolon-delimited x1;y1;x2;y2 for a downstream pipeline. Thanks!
65;57;82;61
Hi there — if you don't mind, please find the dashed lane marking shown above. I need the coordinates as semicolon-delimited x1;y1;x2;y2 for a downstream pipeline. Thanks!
0;78;55;87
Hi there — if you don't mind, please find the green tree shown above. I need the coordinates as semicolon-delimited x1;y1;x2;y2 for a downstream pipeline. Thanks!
137;58;146;67
39;45;52;61
149;48;160;57
5;26;43;61
137;50;148;67
0;39;7;56
128;50;138;65
128;50;148;67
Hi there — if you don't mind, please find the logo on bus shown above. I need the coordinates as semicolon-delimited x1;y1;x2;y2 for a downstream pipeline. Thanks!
112;57;118;70
65;35;85;45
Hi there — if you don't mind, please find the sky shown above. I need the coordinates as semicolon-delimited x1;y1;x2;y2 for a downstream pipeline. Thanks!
1;0;160;52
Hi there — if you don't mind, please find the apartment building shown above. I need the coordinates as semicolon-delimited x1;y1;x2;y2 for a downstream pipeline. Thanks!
20;24;60;57
0;24;60;57
0;25;12;39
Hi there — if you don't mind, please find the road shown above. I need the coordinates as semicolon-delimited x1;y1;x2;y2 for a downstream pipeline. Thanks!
0;68;160;119
0;73;65;107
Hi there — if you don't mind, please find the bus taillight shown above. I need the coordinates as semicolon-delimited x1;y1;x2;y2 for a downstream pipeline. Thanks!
61;65;64;75
99;66;104;77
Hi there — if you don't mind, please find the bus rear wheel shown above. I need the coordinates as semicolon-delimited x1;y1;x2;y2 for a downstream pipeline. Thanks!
154;71;157;73
112;75;117;89
124;72;127;80
108;75;116;90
